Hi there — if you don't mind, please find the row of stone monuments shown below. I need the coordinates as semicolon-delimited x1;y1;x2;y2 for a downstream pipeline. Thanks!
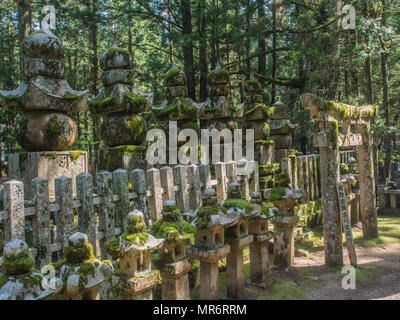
0;28;296;198
0;179;304;300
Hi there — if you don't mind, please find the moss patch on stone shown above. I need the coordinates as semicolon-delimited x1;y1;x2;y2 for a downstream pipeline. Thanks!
105;47;130;60
2;252;35;275
268;187;286;201
196;205;227;229
64;242;95;264
223;199;254;213
69;150;83;162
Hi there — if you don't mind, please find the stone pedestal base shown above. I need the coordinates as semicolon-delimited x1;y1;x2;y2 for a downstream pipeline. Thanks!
98;147;148;177
161;259;191;300
249;233;272;286
271;216;299;268
226;235;253;299
188;245;230;300
274;149;295;163
7;151;87;198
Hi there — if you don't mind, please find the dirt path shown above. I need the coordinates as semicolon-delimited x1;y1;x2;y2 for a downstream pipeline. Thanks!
225;244;400;300
294;244;400;300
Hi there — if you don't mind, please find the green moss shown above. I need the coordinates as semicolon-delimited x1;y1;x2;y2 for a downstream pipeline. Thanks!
2;252;35;275
268;187;286;201
207;69;230;84
89;96;113;108
196;205;227;229
78;261;95;276
105;47;130;60
255;140;274;145
64;242;95;264
69;150;83;162
127;215;147;234
126;92;148;111
46;115;61;137
110;145;147;152
64;92;79;99
4;95;17;100
165;69;181;82
122;232;149;247
179;97;197;118
30;30;46;36
182;121;200;132
104;238;120;260
152;104;177;118
50;259;66;272
223;198;254;213
275;172;290;187
329;120;339;150
261;202;274;217
125;115;146;142
263;122;270;137
258;282;306;300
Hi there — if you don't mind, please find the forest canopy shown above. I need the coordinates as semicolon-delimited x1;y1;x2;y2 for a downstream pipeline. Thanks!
0;0;398;178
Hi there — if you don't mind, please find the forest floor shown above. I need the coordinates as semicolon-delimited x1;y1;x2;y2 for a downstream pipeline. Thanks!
191;216;400;300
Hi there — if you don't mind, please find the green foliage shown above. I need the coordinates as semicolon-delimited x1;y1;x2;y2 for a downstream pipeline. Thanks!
2;252;35;275
64;242;95;264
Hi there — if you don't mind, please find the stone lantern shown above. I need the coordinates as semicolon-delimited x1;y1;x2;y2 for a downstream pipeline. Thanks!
220;182;255;299
0;30;88;198
269;98;297;162
264;187;304;267
0;239;62;300
152;62;199;157
241;77;275;165
188;188;232;300
59;232;113;300
111;210;164;300
199;63;239;162
248;191;273;287
91;44;153;172
151;200;195;300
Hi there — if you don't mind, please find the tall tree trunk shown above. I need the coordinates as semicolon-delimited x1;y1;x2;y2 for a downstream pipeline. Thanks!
198;0;208;101
181;0;196;100
18;0;33;79
271;0;277;103
380;0;391;181
257;0;266;89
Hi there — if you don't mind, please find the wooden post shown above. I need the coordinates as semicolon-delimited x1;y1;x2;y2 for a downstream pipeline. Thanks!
147;168;163;221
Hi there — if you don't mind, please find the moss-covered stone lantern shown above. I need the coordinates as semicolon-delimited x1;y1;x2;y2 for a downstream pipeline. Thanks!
241;77;275;165
269;98;297;162
58;232;113;300
91;44;153;172
1;29;88;198
151;200;196;300
188;188;232;300
110;210;164;300
199;63;239;162
152;62;199;155
0;239;62;300
248;191;273;287
264;187;304;267
220;182;255;299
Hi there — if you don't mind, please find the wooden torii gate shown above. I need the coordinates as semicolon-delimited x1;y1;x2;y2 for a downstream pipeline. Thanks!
300;93;378;266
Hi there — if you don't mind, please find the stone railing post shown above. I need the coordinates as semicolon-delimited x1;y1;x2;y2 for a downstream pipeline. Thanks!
32;177;51;268
357;124;378;239
2;180;25;242
76;173;96;255
96;171;115;260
